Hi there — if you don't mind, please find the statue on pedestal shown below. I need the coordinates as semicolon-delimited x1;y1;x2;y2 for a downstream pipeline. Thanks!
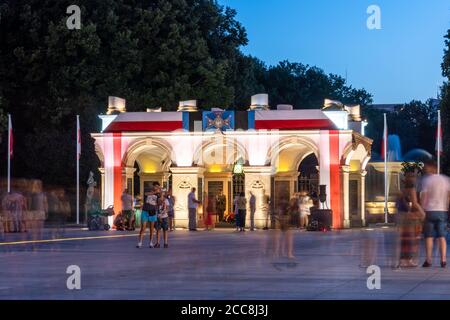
85;171;99;223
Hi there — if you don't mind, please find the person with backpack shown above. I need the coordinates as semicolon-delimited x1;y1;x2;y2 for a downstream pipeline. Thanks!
136;186;159;248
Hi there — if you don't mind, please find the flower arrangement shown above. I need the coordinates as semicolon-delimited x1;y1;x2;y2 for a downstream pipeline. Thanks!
401;161;424;175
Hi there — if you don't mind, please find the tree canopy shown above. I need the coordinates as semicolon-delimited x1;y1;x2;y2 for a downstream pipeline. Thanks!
0;0;374;189
441;29;450;175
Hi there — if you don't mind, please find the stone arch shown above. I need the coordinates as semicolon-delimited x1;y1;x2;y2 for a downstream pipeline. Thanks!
122;138;173;172
192;135;249;167
267;135;319;169
341;134;372;171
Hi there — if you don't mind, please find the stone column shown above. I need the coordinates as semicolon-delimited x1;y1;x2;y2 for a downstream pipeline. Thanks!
341;165;350;228
99;168;105;208
360;170;367;227
170;167;205;229
243;166;272;229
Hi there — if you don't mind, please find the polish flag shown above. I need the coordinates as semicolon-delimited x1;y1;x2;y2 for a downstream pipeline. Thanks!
8;114;13;158
436;110;442;155
381;115;388;160
77;116;81;160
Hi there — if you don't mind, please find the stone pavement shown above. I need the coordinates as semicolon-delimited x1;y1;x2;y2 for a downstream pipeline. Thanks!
0;227;449;300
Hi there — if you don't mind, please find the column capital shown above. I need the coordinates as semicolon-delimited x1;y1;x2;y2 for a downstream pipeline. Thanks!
99;167;105;174
340;165;351;173
360;170;367;177
124;166;136;175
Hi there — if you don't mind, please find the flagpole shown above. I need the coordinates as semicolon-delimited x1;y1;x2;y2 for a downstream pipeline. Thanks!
7;114;11;193
76;115;80;225
384;113;388;224
437;109;441;175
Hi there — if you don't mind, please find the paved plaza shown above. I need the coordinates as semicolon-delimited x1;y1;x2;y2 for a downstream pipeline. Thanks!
0;227;449;300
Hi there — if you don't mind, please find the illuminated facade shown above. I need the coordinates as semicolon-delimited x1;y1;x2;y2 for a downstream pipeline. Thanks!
92;95;372;229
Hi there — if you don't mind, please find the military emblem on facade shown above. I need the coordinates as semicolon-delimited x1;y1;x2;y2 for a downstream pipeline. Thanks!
202;110;234;132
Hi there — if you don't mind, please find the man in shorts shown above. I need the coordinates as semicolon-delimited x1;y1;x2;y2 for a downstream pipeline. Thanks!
121;189;134;230
420;160;450;268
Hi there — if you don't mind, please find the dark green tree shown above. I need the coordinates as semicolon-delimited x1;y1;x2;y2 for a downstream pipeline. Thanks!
441;29;450;175
0;0;374;212
363;99;438;157
257;61;372;109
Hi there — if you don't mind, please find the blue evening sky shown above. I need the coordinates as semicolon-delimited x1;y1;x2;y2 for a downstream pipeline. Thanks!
219;0;450;104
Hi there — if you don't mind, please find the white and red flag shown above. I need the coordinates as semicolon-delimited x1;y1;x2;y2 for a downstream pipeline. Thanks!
7;114;12;193
436;110;442;155
77;115;81;159
381;114;388;159
436;110;442;174
8;114;13;158
76;115;80;224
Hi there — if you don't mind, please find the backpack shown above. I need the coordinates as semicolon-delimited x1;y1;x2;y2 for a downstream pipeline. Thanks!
143;194;158;216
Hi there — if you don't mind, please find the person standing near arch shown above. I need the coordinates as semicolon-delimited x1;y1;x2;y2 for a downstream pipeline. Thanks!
215;189;226;222
188;187;201;231
249;191;256;231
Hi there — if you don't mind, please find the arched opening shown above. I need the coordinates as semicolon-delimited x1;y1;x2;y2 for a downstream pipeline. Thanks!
270;137;319;210
298;153;319;196
342;143;371;227
194;138;248;223
123;139;173;202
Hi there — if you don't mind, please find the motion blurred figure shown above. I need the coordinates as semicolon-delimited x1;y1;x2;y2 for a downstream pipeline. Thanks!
249;191;256;231
273;195;295;259
166;188;175;231
121;189;134;230
2;190;27;233
420;160;450;268
396;174;425;267
29;181;48;241
236;192;247;232
215;189;226;222
204;194;215;231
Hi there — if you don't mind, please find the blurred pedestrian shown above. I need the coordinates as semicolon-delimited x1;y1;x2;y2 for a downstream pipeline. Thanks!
204;194;215;231
121;189;134;230
396;174;425;267
420;160;450;268
249;191;256;231
216;189;226;222
234;194;240;231
166;188;175;231
237;192;247;232
2;190;27;232
274;195;295;259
